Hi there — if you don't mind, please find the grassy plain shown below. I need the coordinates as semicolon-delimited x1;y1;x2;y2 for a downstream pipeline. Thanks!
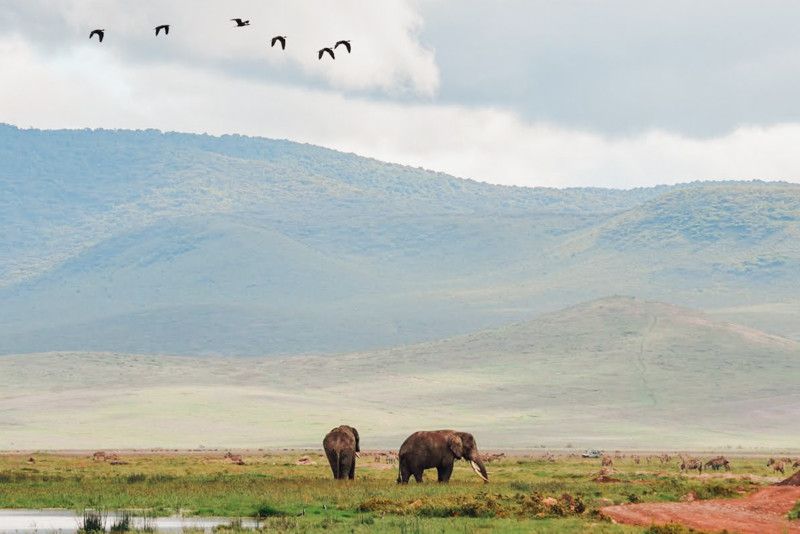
0;451;788;533
2;297;800;451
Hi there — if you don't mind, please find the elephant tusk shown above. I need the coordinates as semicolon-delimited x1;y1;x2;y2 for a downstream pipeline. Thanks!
355;452;361;459
470;461;489;482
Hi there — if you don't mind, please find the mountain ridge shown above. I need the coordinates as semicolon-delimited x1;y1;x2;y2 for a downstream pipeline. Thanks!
1;124;799;356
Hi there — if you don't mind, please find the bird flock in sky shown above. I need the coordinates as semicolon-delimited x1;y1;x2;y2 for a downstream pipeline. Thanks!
89;19;351;60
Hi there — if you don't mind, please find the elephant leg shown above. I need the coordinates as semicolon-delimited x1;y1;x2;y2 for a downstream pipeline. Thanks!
412;469;424;483
398;462;412;484
325;450;340;479
437;463;453;483
348;457;356;480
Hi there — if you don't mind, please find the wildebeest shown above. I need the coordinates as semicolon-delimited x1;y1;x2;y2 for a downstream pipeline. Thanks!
767;458;785;474
704;456;731;472
680;458;703;474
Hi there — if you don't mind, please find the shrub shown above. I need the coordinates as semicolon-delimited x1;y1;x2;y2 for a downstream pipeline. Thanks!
253;503;285;518
693;483;738;500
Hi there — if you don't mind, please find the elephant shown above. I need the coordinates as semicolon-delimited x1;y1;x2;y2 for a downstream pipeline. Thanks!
396;430;488;484
322;425;360;480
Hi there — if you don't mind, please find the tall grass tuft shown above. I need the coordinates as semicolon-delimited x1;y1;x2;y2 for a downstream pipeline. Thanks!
109;510;131;533
80;508;107;533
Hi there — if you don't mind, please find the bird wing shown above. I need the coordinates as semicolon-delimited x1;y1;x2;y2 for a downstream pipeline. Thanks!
335;40;351;53
164;25;169;35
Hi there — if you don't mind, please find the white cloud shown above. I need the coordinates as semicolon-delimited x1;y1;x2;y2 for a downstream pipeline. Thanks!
2;2;800;190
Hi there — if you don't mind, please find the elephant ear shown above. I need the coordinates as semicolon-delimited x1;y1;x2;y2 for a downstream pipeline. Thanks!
350;427;360;452
447;433;464;459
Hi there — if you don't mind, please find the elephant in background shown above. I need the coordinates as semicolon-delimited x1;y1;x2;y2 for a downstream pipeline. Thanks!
323;425;360;480
397;430;488;484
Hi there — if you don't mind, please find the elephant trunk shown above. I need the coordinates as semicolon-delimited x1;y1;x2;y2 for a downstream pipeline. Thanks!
469;455;489;483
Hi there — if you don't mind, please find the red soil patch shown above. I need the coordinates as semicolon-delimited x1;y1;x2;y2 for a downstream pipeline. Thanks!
601;486;800;534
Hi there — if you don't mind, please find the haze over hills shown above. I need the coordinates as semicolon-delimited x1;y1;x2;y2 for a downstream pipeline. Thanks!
2;124;799;356
1;297;798;450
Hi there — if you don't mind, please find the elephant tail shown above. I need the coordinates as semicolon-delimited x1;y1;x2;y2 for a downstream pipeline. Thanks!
335;450;342;479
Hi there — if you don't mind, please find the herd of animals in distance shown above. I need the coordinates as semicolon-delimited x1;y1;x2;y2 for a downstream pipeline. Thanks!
88;18;351;60
320;426;799;484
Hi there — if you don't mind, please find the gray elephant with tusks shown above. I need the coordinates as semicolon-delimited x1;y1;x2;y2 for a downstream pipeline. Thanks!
323;425;360;479
397;430;488;484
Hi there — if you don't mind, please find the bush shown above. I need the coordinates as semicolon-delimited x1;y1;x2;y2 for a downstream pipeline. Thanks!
628;493;642;504
693;483;738;500
253;503;285;518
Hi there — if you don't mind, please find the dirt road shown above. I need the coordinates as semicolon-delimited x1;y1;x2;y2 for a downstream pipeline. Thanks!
601;486;800;534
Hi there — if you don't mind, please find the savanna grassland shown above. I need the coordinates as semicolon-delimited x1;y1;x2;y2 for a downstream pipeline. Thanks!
0;451;790;533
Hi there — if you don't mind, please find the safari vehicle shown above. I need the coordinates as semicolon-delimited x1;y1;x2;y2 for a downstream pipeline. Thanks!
581;449;602;458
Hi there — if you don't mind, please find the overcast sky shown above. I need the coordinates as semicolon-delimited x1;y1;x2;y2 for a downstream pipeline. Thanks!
2;0;800;188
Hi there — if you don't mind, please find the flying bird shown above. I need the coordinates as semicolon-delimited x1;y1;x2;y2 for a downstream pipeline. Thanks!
231;18;250;27
155;24;170;36
271;36;286;49
334;40;351;53
89;29;105;42
318;47;334;60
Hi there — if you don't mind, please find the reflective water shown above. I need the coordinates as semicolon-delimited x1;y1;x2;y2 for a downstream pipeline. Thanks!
0;510;258;533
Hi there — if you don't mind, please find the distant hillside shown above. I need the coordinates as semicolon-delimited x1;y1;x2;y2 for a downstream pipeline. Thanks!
1;124;799;355
2;297;798;449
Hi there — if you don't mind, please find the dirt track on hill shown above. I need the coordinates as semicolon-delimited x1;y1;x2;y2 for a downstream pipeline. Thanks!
601;486;800;534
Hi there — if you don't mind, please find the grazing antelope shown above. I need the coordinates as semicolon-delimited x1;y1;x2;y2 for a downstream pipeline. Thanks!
601;456;613;467
704;456;731;472
767;458;785;474
680;458;703;474
632;455;641;465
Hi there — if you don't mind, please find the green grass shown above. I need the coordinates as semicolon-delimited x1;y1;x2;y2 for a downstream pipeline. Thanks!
0;452;779;533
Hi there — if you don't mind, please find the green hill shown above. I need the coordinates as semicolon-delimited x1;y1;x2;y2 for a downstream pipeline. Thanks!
1;124;799;355
2;297;797;450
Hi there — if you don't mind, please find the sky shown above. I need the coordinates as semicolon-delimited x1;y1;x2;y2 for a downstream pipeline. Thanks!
2;0;800;189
